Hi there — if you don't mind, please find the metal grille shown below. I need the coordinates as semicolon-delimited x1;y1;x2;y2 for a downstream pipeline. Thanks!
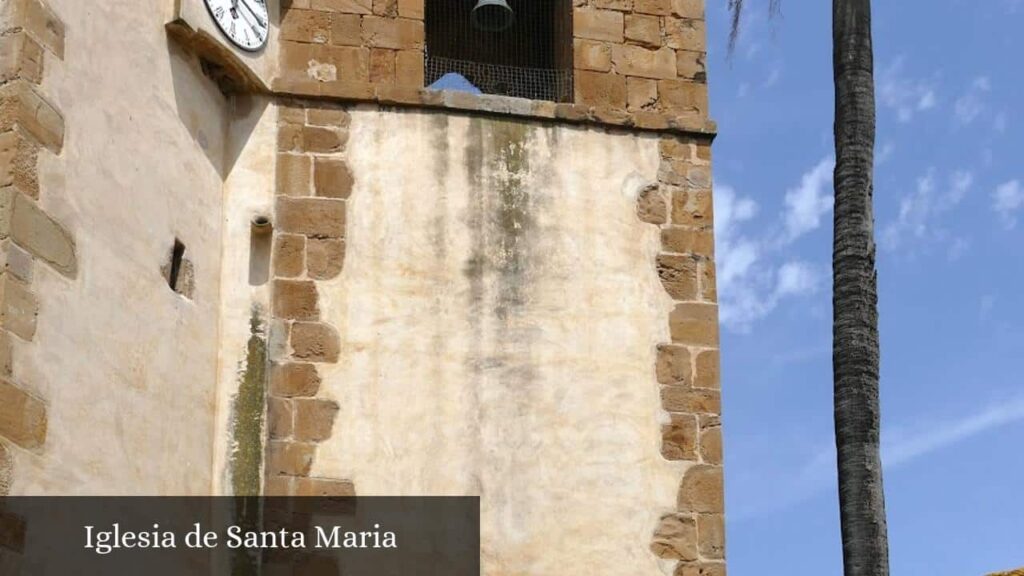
424;0;574;103
425;56;573;102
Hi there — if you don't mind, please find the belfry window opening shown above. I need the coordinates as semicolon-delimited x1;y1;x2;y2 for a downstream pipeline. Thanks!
424;0;574;103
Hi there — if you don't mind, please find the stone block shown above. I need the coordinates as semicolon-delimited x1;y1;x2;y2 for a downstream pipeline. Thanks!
0;129;38;199
636;183;666;224
658;78;708;115
293;398;339;442
276;197;346;238
266;441;315;476
625;14;662;48
369;48;396;85
672;188;713;226
0;275;37;340
573;39;612;72
695;349;720;389
661;413;697;461
661;387;720;414
665;17;706;52
699;259;717;301
633;110;671;129
661;226;713;256
696;141;712;162
611;44;676;80
280;9;332;44
656;344;691;385
397;0;423;18
674;563;726;576
267;397;293;439
314;159;353;199
361;16;423;50
277;122;304;152
657;253;698;300
574;70;626;109
330;13;362;46
0;378;46;450
650;513;697;560
273;233;306;278
627;76;658;111
669;302;719;346
698;514;725;559
272;279;320;321
319;79;376;99
372;0;398;16
676;49;706;81
634;0;673;16
263;474;293;496
278;103;307;125
307;238;345;280
0;80;64;152
659;136;692;160
671;0;704;19
301;125;348;153
313;0;372;14
1;0;65;58
395;49;424;87
293;477;356;496
699;423;722;465
306;44;370;85
0;441;10;495
276;153;311;196
593;0;633;9
677;464;724;513
291;322;341;362
271;362;322;397
307;105;351;127
574;8;624;43
0;330;10;377
0;33;44;85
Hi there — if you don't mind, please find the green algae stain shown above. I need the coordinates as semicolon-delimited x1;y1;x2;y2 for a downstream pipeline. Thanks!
227;308;268;576
229;308;268;497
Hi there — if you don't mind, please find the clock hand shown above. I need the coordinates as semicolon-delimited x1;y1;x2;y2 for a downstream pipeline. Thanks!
236;7;260;32
238;0;267;28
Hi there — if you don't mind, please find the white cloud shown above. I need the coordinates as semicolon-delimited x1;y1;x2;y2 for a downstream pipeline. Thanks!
732;393;1024;520
883;396;1024;467
954;76;991;126
993;110;1009;133
878;57;939;123
946;237;970;262
782;156;834;243
883;169;973;251
775;261;820;297
992;180;1023;229
876;141;896;166
716;163;827;330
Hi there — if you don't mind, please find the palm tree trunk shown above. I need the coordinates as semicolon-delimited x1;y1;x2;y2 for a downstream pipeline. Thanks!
832;0;889;575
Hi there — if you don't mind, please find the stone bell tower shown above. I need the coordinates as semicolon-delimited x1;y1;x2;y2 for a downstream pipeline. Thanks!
0;0;724;572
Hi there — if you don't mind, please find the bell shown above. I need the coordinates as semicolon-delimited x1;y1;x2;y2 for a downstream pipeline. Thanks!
471;0;515;32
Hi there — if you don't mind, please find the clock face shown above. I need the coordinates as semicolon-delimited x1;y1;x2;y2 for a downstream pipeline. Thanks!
204;0;269;52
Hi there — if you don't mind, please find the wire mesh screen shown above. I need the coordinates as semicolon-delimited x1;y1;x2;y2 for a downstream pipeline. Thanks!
424;0;574;103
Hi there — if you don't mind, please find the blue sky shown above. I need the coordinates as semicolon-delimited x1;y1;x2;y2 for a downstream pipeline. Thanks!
708;1;1024;574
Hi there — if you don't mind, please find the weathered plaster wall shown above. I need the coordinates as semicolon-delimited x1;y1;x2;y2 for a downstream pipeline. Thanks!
312;108;683;573
211;94;277;496
8;0;229;493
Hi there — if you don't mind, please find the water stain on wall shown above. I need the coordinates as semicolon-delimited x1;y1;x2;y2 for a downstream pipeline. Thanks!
227;308;267;497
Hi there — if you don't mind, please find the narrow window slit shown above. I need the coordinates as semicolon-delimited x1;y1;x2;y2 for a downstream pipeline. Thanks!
168;239;186;292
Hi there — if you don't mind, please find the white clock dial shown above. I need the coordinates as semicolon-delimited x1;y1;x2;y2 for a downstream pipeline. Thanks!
204;0;269;52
